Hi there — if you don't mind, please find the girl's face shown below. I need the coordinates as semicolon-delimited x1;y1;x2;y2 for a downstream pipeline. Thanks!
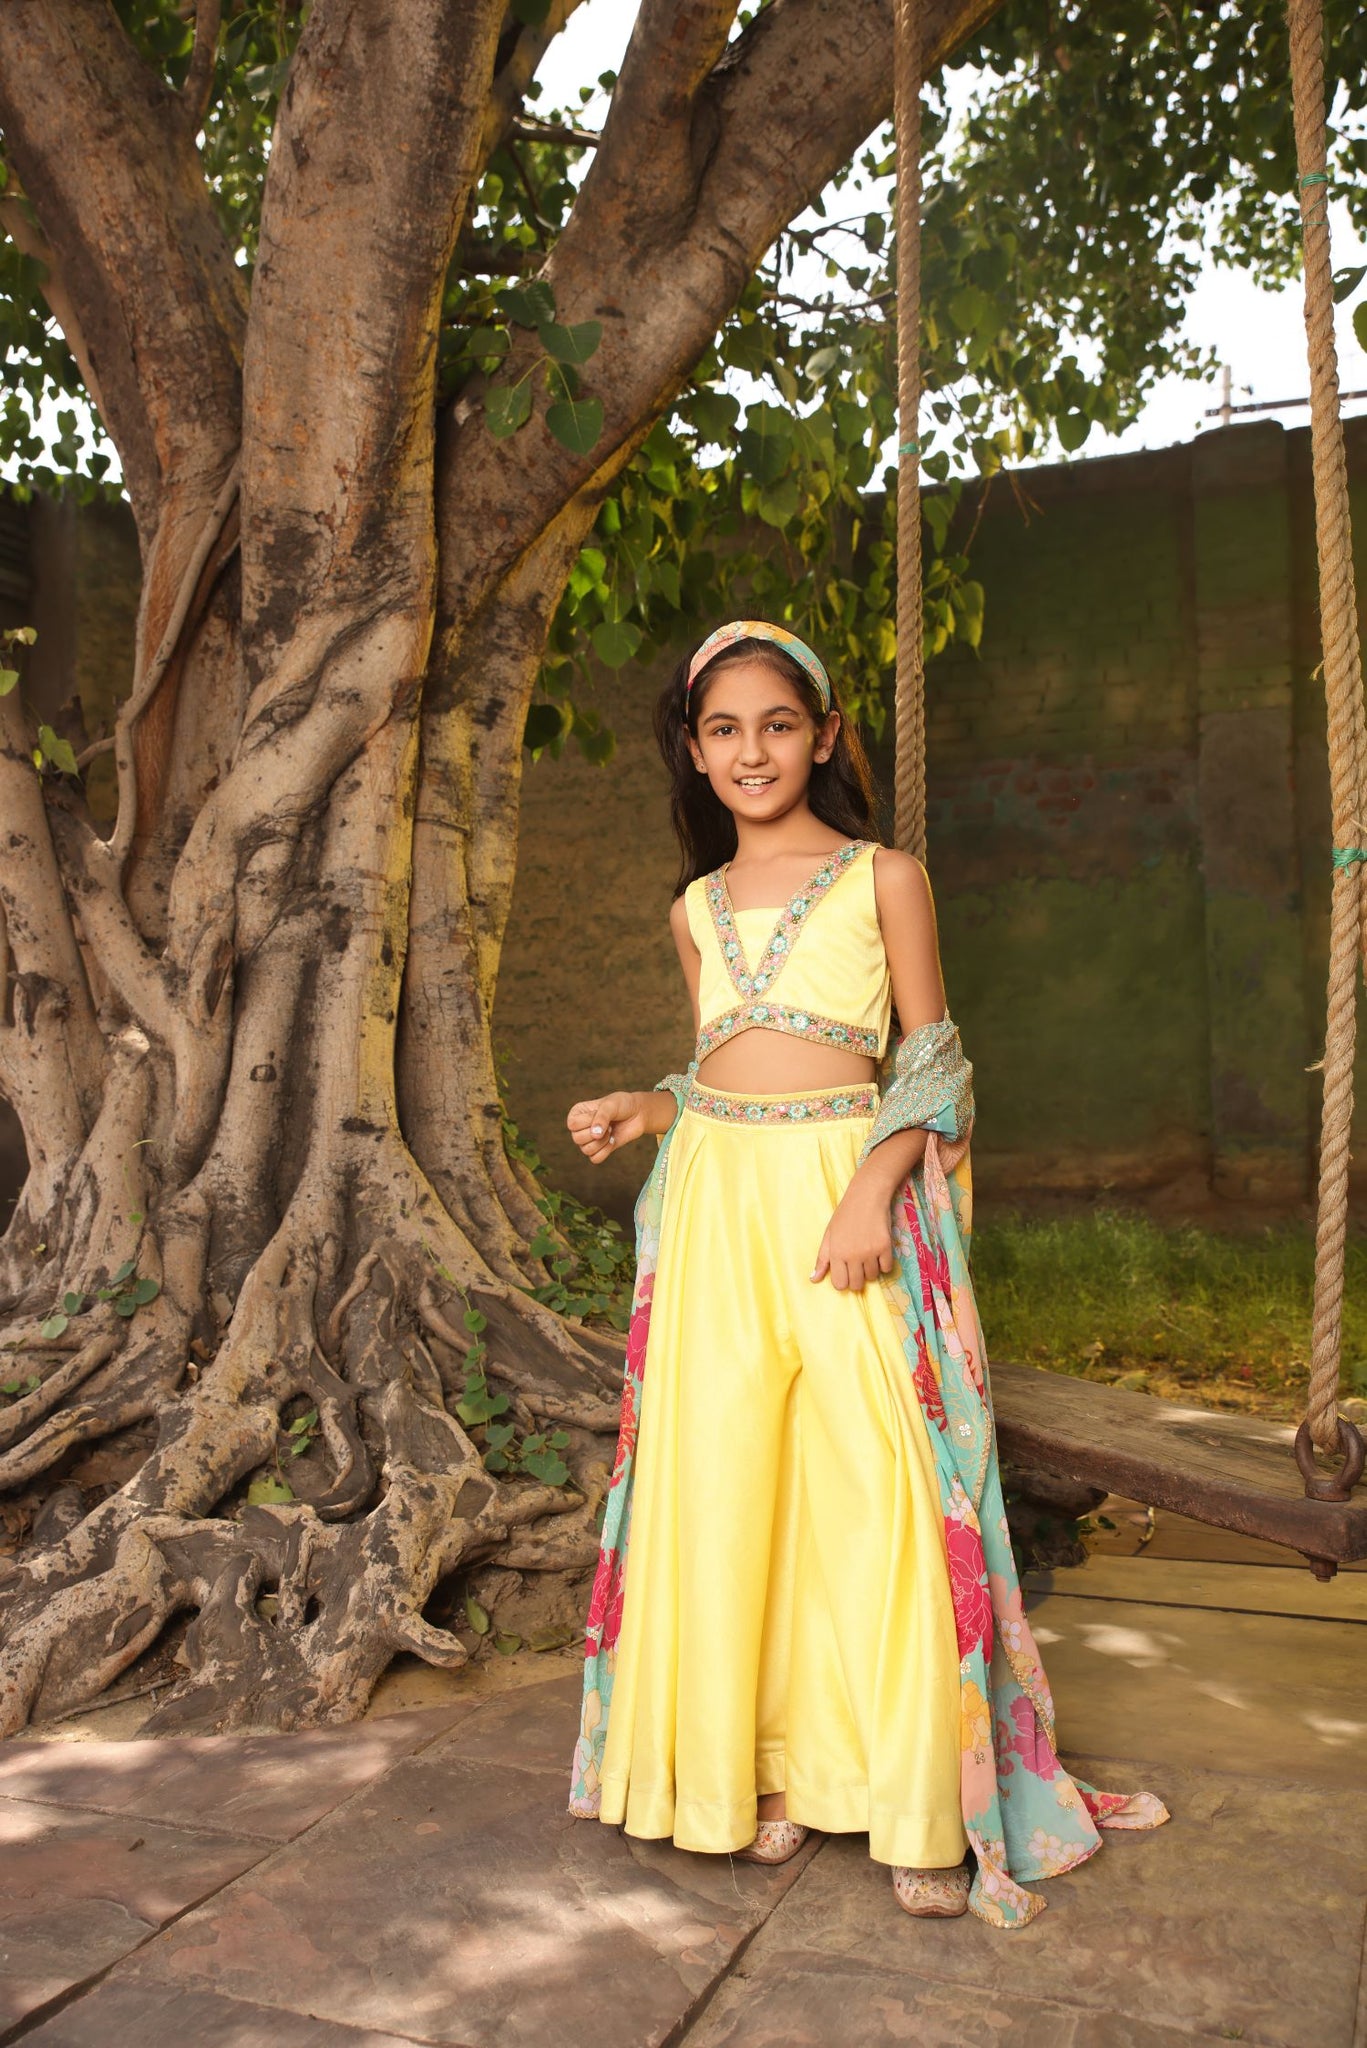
686;659;839;821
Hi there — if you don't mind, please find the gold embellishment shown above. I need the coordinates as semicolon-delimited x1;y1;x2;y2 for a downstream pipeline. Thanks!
705;840;873;1001
694;1001;881;1064
686;1082;877;1126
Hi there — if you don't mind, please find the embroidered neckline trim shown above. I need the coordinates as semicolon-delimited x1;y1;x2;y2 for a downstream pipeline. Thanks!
704;839;874;1001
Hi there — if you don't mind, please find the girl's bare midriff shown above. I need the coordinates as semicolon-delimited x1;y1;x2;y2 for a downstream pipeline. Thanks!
694;1037;876;1093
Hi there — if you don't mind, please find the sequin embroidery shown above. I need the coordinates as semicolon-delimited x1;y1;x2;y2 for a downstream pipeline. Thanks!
685;1082;878;1126
705;840;874;1002
694;1001;881;1064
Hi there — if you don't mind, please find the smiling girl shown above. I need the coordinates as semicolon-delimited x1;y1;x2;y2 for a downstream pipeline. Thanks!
565;621;1166;1926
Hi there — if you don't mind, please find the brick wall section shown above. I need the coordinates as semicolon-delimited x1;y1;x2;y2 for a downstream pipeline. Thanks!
3;423;1365;1232
504;418;1367;1223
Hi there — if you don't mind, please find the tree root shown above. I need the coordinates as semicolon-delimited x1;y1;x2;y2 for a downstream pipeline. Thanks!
0;1162;621;1736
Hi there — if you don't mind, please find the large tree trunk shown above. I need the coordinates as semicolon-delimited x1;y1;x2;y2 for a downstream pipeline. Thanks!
0;0;996;1735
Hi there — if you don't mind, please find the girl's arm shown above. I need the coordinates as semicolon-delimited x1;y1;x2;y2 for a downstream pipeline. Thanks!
566;893;702;1166
811;849;946;1291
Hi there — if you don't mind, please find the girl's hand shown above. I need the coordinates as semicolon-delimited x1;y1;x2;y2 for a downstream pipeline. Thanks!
810;1174;897;1292
567;1090;654;1164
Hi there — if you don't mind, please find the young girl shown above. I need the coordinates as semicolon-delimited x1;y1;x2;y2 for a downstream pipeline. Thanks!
565;621;1166;1927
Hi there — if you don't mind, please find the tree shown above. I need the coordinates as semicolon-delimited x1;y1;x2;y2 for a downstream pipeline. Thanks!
0;0;1361;1734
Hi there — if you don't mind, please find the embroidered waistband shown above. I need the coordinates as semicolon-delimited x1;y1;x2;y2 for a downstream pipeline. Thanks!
685;1080;879;1126
694;1001;882;1065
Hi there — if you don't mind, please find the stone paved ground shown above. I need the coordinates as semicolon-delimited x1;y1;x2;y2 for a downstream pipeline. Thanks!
1;1504;1364;2048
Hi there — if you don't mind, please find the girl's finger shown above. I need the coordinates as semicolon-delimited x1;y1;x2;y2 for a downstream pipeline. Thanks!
878;1243;896;1275
810;1229;830;1283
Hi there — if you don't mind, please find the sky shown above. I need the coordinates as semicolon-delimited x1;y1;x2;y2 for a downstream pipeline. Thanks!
535;0;1367;467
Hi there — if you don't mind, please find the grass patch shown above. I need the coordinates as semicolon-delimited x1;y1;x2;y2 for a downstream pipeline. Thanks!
972;1207;1367;1418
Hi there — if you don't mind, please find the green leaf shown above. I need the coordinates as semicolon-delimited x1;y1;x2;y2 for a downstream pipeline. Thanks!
546;396;604;457
111;1257;137;1285
689;390;739;444
484;1421;517;1452
114;1294;140;1318
1332;264;1366;304
8;626;36;646
521;1445;571;1486
462;1307;488;1333
493;1631;523;1655
462;325;510;361
1056;412;1092;453
756;474;801;528
465;1594;491;1634
287;1407;319;1435
523;701;566;753
36;725;79;776
500;281;556;328
0;1381;22;1396
39;1313;68;1340
130;1276;160;1306
1355;303;1367;354
511;0;551;20
528;1625;575;1652
62;1291;85;1316
246;1475;295;1505
0;668;18;697
538;318;602;365
590;620;642;669
739;409;793;484
485;380;533;439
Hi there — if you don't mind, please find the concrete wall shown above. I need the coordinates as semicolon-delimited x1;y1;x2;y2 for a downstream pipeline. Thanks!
498;418;1367;1224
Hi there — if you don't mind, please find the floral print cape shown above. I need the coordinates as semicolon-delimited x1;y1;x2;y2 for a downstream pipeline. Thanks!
567;1048;1168;1928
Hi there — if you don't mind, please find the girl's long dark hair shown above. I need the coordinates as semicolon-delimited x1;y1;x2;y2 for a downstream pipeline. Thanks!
653;630;883;894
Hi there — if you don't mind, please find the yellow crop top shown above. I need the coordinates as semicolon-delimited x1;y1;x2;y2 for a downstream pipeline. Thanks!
683;839;893;1065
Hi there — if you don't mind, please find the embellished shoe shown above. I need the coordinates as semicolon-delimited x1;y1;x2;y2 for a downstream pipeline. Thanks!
736;1819;810;1865
892;1861;972;1918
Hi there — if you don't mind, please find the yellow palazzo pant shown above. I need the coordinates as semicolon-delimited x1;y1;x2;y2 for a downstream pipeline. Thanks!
598;1084;968;1868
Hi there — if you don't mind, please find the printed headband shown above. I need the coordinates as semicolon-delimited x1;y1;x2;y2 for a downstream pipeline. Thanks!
685;621;832;713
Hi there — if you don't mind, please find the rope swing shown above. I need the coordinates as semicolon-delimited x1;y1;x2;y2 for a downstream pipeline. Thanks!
892;0;926;865
889;0;1365;1520
1288;0;1367;1496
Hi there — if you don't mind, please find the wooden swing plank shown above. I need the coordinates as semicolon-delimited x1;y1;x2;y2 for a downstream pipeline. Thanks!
990;1362;1367;1566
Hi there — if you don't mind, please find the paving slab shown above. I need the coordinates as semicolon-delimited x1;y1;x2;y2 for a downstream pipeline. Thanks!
108;1673;817;2048
19;1979;429;2048
682;1758;1367;2048
1029;1554;1367;1624
681;1948;1232;2047
1028;1587;1367;1790
0;1795;267;2035
0;1705;471;1842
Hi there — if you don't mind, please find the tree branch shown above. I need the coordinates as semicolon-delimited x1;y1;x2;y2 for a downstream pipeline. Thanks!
477;0;589;170
433;0;999;636
0;0;245;540
181;0;222;129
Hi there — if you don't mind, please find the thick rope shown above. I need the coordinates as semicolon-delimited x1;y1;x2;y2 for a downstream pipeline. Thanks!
892;0;926;863
1289;0;1367;1455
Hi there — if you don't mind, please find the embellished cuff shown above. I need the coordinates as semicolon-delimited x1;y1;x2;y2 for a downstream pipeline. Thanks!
857;1016;974;1168
652;1062;697;1133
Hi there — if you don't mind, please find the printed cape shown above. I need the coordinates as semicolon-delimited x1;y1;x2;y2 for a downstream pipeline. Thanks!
567;1025;1168;1928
